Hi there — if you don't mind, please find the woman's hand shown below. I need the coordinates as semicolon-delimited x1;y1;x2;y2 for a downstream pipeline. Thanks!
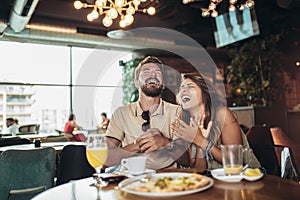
171;117;213;146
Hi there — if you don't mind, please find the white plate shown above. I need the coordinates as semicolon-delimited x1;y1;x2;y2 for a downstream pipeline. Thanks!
118;172;214;198
242;169;264;181
211;168;243;182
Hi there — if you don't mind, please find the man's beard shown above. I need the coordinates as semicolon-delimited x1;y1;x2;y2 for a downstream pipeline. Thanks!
141;84;163;97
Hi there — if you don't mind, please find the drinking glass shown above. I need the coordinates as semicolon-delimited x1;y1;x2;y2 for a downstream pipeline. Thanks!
86;134;108;189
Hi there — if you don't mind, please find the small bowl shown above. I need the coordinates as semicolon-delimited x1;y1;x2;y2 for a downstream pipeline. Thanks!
243;168;264;181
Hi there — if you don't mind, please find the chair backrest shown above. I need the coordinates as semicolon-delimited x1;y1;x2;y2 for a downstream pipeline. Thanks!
0;147;56;200
249;144;299;181
0;137;31;147
270;127;300;177
246;125;274;145
56;145;95;186
18;124;40;134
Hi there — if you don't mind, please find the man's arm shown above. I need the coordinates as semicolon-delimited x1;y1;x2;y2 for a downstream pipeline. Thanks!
105;137;141;167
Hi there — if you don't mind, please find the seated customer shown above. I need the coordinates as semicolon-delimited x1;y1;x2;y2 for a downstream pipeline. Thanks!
171;72;261;170
105;56;178;170
6;118;19;136
64;114;82;133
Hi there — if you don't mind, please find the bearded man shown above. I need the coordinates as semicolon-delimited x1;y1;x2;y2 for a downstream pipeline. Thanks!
106;56;179;170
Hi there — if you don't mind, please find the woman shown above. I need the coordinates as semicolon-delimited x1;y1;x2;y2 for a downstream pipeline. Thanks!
171;72;260;170
64;113;81;133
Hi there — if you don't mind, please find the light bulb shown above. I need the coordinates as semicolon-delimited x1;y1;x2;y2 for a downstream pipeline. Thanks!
119;19;127;28
108;8;118;19
96;0;106;7
147;7;156;15
239;4;245;10
91;10;99;19
124;14;134;25
127;6;136;15
74;1;83;9
87;13;94;21
133;0;141;6
229;4;236;11
182;0;190;4
229;0;237;4
102;16;113;27
211;10;218;17
208;3;216;10
115;0;125;7
202;9;210;17
246;0;255;9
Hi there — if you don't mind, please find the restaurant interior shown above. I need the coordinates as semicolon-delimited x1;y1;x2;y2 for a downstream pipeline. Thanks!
1;0;300;199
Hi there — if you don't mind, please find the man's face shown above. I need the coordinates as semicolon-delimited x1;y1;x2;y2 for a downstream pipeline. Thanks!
135;63;164;97
6;120;13;127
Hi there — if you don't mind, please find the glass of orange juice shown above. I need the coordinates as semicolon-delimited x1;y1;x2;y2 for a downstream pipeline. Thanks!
221;144;250;175
86;134;108;189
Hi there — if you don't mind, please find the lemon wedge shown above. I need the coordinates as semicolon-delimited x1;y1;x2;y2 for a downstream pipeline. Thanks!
244;168;261;177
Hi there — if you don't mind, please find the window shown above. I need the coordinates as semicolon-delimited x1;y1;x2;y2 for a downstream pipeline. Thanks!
0;41;129;132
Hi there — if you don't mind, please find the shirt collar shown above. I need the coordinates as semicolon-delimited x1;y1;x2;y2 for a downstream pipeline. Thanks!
135;99;164;117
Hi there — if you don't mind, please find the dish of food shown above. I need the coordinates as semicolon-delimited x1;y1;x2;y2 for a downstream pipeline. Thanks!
211;168;264;182
242;168;264;181
211;168;243;182
118;172;214;197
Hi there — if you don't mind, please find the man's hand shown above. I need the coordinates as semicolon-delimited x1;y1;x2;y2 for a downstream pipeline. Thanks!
136;128;170;153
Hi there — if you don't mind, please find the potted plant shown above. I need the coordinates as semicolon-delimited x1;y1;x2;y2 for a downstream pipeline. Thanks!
225;34;290;106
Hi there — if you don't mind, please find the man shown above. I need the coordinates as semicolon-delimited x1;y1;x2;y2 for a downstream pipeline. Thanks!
106;56;179;170
6;118;19;136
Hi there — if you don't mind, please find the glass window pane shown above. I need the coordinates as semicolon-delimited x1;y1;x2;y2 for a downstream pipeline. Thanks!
0;41;69;84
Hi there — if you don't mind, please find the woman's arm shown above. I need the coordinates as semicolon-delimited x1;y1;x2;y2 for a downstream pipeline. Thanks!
210;107;243;163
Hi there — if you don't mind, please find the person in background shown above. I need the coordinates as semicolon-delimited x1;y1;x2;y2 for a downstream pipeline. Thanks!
171;72;260;170
105;56;179;170
64;113;82;133
6;117;19;136
14;118;19;125
97;112;110;133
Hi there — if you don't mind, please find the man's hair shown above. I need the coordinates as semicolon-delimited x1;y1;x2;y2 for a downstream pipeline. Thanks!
68;113;75;121
6;118;14;122
101;112;107;118
134;56;164;81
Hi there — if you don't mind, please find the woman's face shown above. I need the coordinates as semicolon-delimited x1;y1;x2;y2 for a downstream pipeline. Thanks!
178;78;202;112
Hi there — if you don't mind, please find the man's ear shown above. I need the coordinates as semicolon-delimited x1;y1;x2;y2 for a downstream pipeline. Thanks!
134;79;139;88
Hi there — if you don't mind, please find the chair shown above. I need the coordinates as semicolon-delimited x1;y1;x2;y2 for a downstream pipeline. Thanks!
55;145;95;186
18;124;40;134
249;144;299;182
246;124;274;145
270;127;300;176
0;137;31;147
0;147;56;200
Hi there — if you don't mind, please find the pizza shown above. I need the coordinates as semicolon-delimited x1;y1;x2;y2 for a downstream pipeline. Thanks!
126;173;210;192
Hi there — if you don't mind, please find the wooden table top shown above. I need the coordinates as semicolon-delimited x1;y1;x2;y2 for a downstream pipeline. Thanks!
32;168;300;200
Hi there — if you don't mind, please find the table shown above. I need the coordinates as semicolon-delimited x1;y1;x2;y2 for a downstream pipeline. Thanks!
2;133;61;142
0;141;85;154
32;168;300;200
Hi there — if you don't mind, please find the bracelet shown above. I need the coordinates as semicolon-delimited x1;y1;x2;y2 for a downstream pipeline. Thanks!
205;141;215;160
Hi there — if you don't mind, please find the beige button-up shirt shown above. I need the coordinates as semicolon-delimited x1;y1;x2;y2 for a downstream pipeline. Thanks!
106;99;179;170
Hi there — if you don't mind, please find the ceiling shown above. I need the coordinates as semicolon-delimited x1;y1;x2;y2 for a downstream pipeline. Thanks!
0;0;300;59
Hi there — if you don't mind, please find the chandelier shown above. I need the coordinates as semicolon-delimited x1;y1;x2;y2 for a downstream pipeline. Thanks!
182;0;255;17
73;0;157;28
